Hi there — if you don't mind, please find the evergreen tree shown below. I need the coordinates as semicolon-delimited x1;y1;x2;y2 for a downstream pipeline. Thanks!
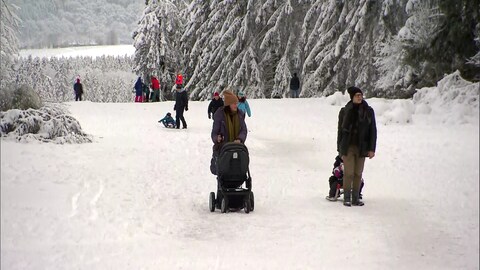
1;0;21;90
133;0;182;100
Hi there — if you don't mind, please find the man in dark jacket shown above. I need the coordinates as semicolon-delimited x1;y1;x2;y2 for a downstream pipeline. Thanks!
337;86;376;207
207;91;224;119
289;73;300;98
174;87;189;129
74;78;83;101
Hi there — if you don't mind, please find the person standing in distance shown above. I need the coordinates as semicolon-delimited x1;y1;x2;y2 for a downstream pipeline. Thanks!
208;91;224;120
337;86;376;207
74;78;83;101
289;73;300;98
174;86;189;129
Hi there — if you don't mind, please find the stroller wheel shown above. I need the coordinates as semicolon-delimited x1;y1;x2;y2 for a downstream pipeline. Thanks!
221;197;228;213
209;192;215;212
249;191;254;211
244;198;251;213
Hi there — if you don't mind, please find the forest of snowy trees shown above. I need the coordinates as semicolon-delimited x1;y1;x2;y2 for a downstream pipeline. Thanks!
132;0;479;100
10;0;144;48
1;0;479;105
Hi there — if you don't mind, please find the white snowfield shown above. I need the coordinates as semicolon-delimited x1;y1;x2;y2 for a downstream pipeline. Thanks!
1;75;479;269
19;45;135;59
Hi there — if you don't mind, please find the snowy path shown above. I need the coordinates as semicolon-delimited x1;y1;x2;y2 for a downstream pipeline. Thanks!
1;99;478;269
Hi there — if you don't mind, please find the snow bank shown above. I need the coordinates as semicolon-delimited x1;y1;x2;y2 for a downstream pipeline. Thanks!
326;91;415;125
328;71;479;126
0;104;92;144
371;98;414;125
413;71;480;125
324;91;348;106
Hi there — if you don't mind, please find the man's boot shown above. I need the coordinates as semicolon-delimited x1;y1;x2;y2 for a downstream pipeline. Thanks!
352;192;364;206
343;190;351;207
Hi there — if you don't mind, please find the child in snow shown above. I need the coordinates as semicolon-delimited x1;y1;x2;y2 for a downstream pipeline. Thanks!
326;156;364;201
237;91;251;118
158;112;176;128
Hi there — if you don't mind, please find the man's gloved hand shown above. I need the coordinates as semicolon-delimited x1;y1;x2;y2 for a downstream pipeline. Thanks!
208;114;211;119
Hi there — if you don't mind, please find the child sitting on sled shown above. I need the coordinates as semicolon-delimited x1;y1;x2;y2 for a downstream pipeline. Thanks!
158;112;176;128
325;155;364;201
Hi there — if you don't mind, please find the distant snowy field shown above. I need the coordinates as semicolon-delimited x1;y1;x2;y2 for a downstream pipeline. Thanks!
19;45;135;58
1;45;479;269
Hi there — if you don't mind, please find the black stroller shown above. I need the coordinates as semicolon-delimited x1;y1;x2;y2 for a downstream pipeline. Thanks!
209;142;254;213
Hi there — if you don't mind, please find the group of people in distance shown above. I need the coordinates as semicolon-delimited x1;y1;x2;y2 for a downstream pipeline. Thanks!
133;75;164;103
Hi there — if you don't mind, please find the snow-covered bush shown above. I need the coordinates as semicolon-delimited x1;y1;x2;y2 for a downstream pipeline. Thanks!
0;104;92;144
11;84;43;110
0;84;43;111
0;84;15;111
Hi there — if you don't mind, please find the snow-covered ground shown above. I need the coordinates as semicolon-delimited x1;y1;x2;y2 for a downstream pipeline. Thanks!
19;45;135;59
1;73;479;269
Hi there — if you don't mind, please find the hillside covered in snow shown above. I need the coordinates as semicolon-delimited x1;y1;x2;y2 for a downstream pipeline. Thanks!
1;72;478;269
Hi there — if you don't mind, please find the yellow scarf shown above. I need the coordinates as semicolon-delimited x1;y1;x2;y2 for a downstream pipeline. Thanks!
225;109;240;142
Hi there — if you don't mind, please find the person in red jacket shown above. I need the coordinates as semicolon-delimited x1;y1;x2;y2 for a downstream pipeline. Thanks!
175;73;183;89
151;76;160;102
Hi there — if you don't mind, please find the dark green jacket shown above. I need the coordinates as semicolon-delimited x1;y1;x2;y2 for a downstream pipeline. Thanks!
337;100;377;157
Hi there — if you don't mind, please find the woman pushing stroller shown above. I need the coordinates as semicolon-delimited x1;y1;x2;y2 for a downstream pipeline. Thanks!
210;89;249;212
211;89;248;173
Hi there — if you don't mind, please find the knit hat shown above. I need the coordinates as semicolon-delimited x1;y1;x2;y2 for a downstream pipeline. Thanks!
76;78;80;83
347;86;363;100
223;90;238;106
213;92;219;97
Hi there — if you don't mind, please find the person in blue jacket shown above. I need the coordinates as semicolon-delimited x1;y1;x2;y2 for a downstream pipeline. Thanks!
158;112;176;128
237;91;251;118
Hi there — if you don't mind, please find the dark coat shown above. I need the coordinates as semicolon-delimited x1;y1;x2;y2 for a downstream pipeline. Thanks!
290;75;300;90
74;82;83;95
142;83;149;94
211;107;247;144
174;89;189;110
337;100;377;157
208;98;224;118
134;78;143;96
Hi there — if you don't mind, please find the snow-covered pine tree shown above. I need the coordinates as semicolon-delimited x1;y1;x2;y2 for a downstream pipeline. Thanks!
180;0;214;97
0;0;21;91
133;0;183;100
182;0;252;99
183;0;309;99
259;0;309;98
399;0;445;88
302;0;376;97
